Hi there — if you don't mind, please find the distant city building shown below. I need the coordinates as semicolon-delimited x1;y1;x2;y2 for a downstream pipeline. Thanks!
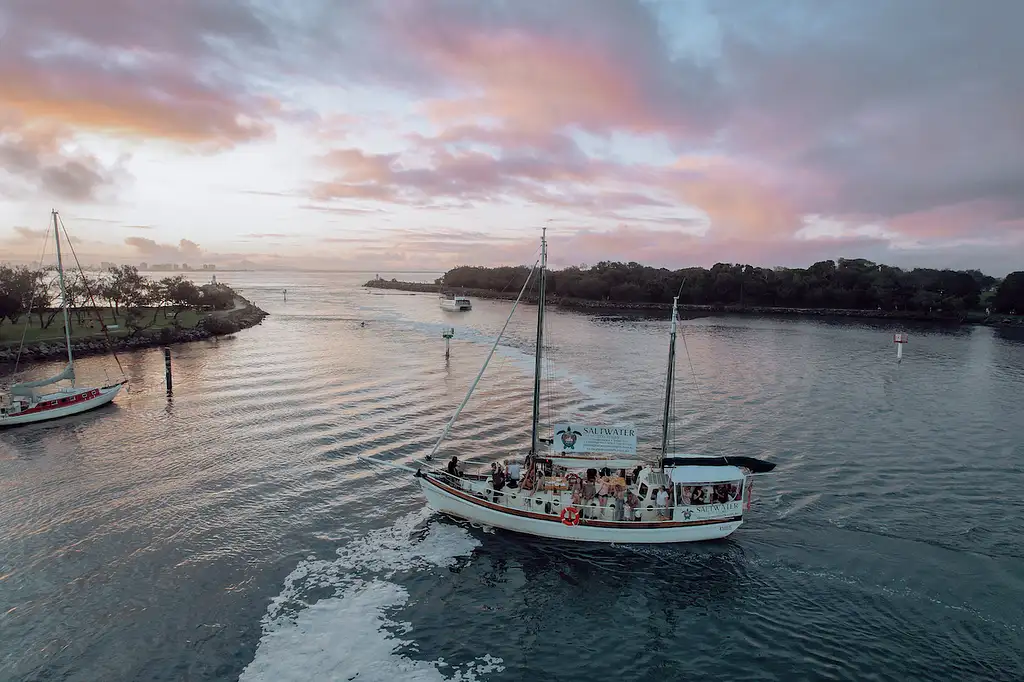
182;263;192;271
100;261;116;270
150;263;174;271
201;264;216;271
139;262;148;270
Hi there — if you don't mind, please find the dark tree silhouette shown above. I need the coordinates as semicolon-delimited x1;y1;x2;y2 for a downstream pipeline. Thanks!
436;259;1001;314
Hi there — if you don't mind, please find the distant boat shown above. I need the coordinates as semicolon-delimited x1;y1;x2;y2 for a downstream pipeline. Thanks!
438;278;472;312
439;294;472;312
1;211;128;428
362;229;776;544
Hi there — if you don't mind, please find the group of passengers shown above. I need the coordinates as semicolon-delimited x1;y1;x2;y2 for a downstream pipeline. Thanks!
679;483;743;505
444;455;743;520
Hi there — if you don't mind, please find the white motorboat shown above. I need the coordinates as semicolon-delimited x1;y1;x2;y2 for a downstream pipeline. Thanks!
439;293;472;312
1;211;128;427
363;228;774;543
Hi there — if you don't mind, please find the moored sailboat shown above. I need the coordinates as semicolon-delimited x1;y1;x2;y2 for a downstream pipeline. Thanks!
0;211;127;427
363;229;774;543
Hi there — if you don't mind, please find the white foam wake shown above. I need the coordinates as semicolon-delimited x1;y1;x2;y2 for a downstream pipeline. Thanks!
240;510;504;682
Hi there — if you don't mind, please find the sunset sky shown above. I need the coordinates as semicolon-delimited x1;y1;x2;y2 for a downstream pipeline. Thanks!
1;0;1022;274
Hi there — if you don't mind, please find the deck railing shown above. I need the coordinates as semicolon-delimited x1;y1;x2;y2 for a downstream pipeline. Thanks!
427;470;731;521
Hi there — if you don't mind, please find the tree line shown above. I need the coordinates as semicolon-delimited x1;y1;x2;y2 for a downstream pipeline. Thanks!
0;265;235;335
440;259;1024;315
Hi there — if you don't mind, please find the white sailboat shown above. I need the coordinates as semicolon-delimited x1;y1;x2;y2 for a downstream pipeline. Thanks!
0;211;128;427
363;229;775;544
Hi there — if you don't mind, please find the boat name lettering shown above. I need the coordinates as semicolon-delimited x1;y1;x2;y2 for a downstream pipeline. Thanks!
581;426;636;437
681;501;742;520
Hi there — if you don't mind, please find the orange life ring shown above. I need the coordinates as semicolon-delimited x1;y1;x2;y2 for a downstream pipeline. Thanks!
560;506;581;526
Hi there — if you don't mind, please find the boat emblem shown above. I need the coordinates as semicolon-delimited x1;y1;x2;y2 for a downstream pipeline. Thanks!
556;426;582;450
682;509;693;520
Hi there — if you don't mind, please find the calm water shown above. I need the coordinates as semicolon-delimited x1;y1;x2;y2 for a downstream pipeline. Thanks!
1;271;1022;682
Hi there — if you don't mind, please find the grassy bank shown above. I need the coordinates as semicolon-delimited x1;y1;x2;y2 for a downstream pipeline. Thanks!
1;287;268;366
0;308;207;346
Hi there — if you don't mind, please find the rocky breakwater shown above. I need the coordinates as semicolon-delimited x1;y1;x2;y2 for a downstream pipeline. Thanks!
0;295;269;366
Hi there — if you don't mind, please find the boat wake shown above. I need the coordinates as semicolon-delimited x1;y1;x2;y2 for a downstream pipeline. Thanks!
240;509;504;682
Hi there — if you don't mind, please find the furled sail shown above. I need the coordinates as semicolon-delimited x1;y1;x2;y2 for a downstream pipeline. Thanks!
10;362;75;396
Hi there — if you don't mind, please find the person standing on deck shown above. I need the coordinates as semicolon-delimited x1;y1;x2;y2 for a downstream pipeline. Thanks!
506;459;521;488
490;462;506;502
656;486;670;520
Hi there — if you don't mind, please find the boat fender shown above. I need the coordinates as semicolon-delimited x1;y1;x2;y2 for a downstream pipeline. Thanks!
544;501;551;515
414;469;422;478
560;506;581;526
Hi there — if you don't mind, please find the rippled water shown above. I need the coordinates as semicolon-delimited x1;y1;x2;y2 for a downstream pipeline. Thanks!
2;271;1022;681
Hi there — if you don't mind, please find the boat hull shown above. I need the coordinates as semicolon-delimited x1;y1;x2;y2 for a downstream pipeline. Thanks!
419;474;742;544
0;383;125;427
439;299;472;312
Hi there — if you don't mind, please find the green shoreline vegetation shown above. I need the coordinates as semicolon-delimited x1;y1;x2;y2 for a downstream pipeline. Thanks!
368;259;1024;324
1;265;268;363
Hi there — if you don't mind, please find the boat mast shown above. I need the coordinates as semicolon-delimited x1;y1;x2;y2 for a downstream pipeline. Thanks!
660;296;679;459
530;228;547;455
52;210;74;374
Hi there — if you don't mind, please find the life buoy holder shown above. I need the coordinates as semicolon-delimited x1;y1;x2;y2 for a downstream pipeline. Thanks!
560;506;581;526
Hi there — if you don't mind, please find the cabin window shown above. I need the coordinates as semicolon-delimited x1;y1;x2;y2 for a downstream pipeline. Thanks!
638;483;649;499
674;481;745;505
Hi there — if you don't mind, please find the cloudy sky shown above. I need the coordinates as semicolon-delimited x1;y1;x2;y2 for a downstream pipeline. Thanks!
1;0;1022;273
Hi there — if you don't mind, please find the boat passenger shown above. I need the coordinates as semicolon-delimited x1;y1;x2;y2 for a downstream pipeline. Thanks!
655;487;670;520
506;459;521;488
582;478;596;501
625;490;640;521
613;485;625;520
447;456;461;477
491;464;506;502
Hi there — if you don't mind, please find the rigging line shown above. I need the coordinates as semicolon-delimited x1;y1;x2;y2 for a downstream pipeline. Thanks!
11;222;52;377
498;245;540;295
672;274;702;425
58;215;127;380
427;258;540;460
679;327;702;402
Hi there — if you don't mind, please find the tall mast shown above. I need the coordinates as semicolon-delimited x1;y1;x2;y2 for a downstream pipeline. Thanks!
660;296;679;458
53;210;74;372
530;228;547;455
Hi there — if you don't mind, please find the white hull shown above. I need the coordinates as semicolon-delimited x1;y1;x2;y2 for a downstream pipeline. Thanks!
0;383;124;427
419;474;742;544
440;298;472;312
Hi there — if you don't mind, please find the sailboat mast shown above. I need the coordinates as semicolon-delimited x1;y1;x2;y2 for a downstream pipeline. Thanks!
660;296;679;457
530;228;547;455
52;210;74;370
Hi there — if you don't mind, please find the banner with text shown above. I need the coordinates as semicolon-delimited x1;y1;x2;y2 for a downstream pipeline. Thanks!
552;423;638;456
679;500;743;521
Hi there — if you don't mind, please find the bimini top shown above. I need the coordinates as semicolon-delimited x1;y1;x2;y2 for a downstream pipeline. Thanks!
662;454;776;474
668;464;746;484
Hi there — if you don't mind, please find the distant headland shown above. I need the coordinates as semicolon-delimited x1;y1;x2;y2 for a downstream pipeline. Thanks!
366;259;1024;325
1;265;269;366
